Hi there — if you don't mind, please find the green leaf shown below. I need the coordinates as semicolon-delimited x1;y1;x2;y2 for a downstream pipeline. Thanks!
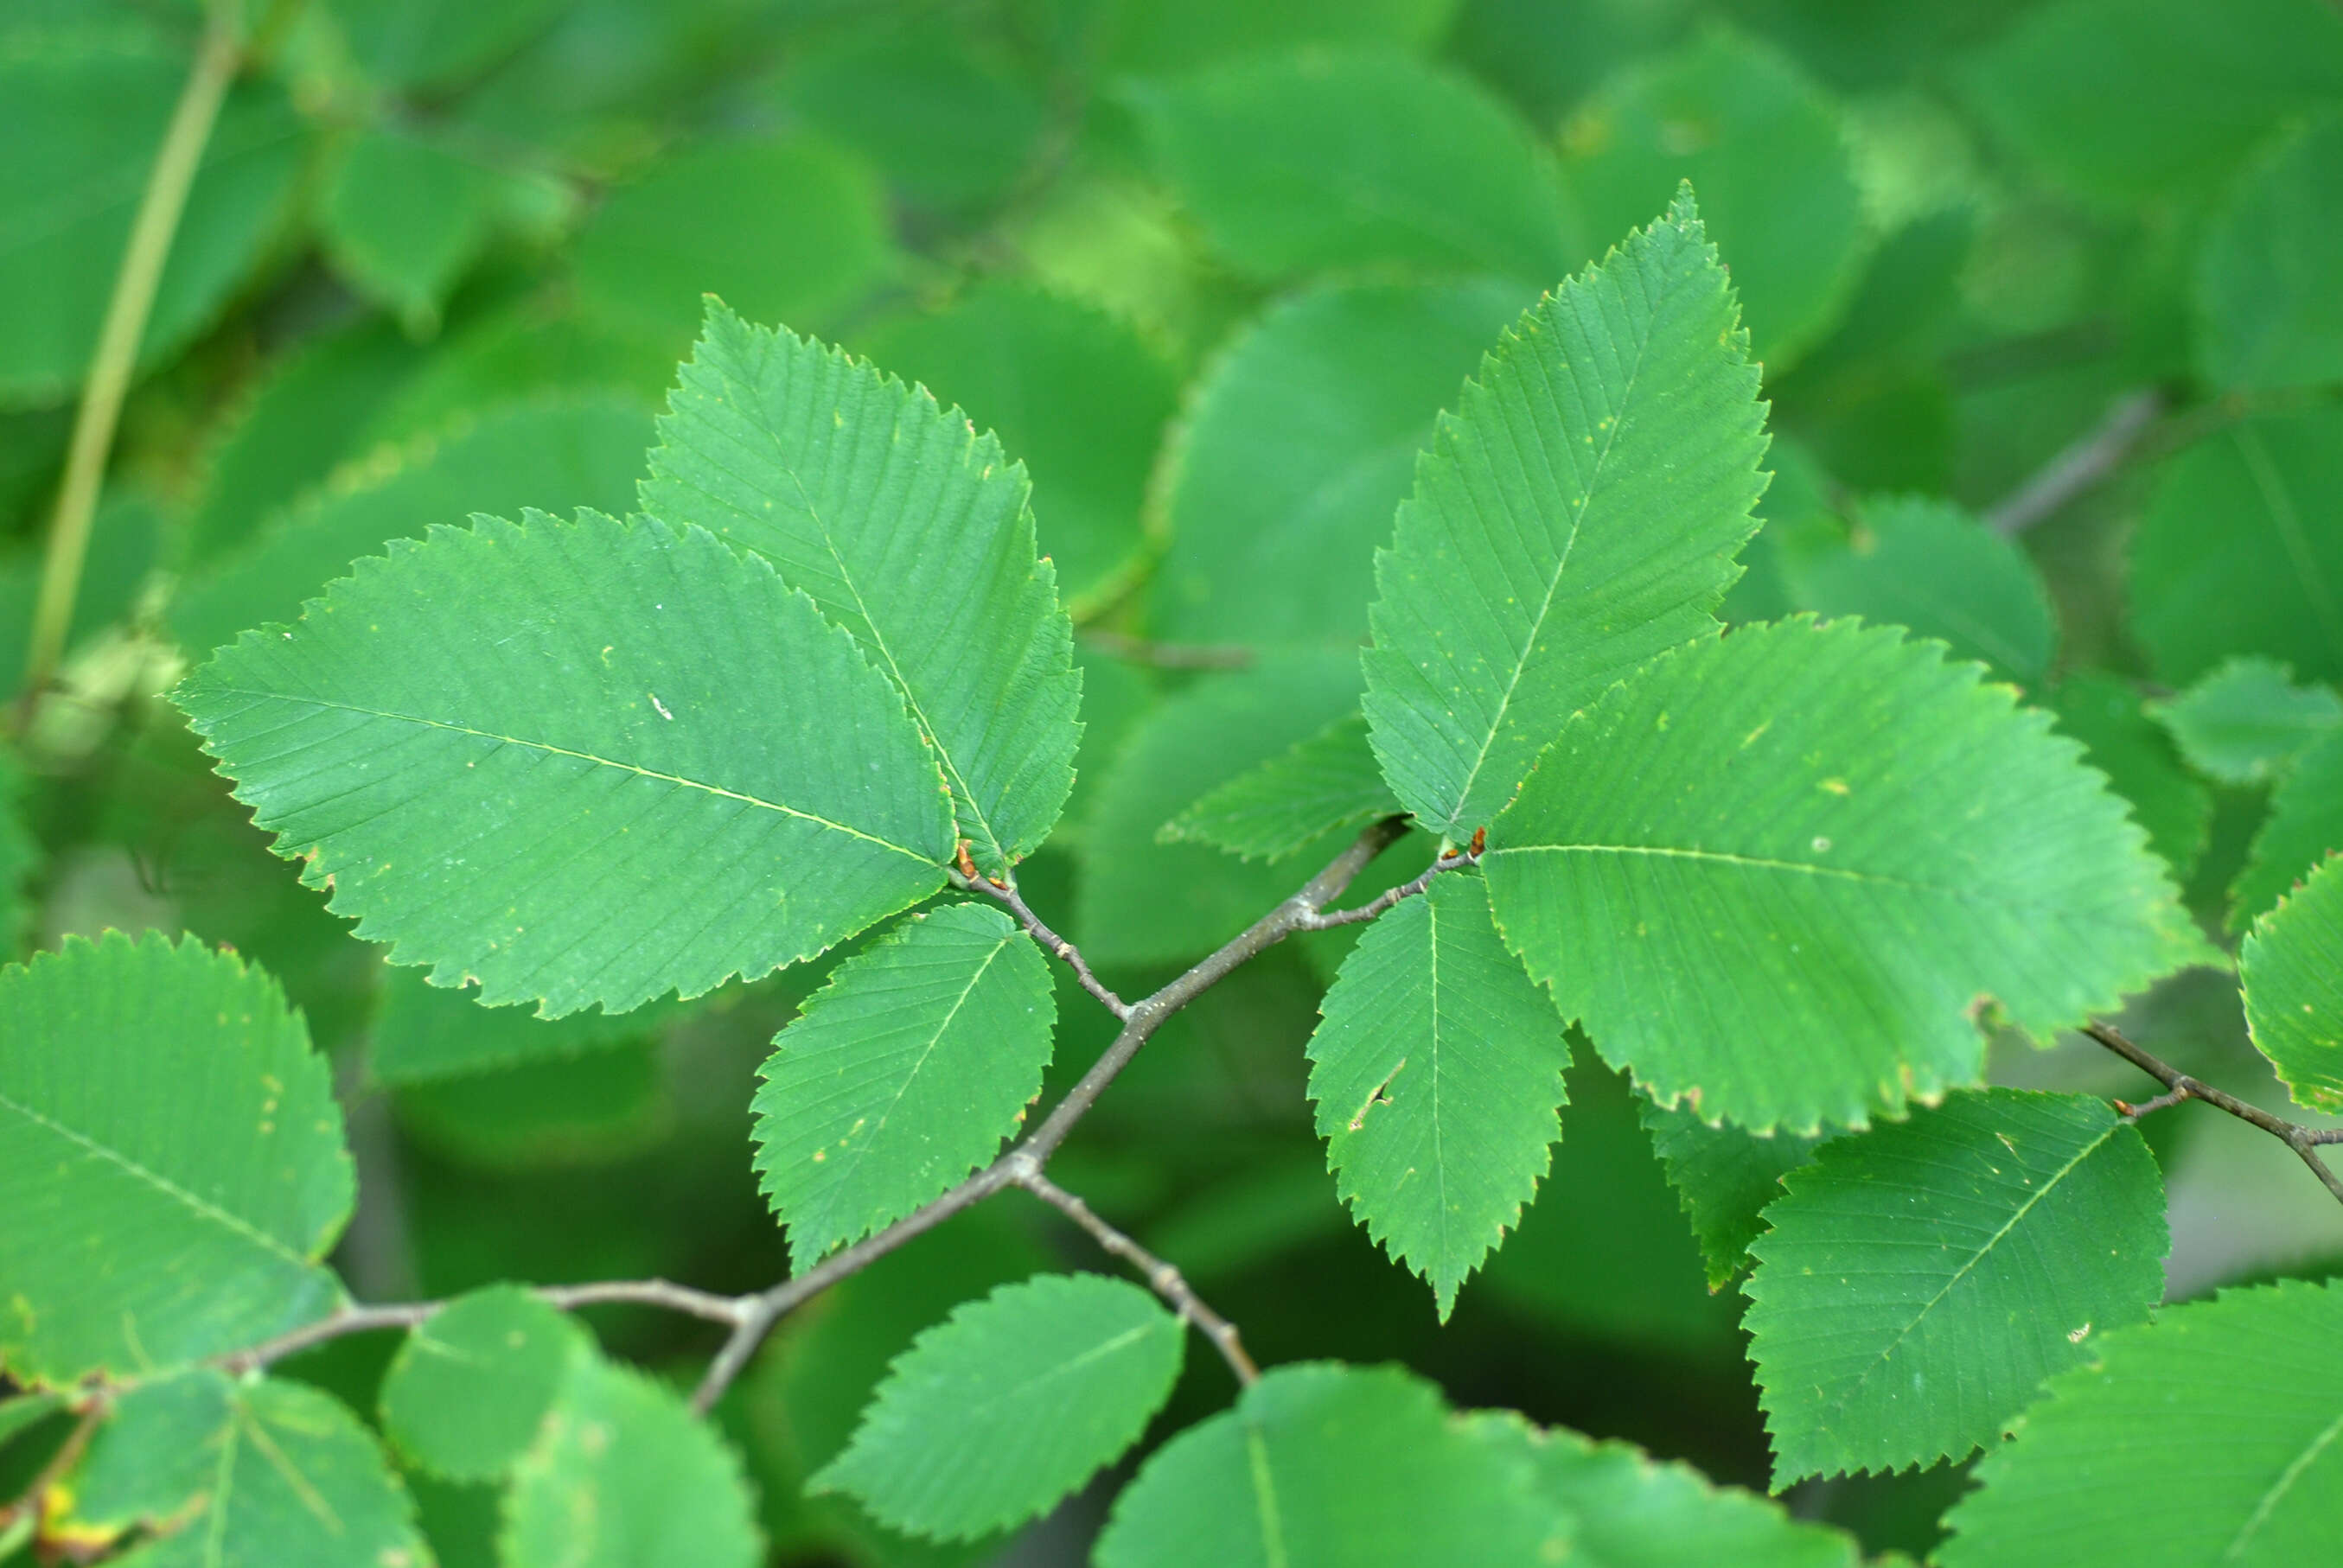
753;904;1056;1268
1094;1362;1567;1568
856;282;1178;610
322;0;567;92
573;137;892;347
2198;113;2343;392
1940;1278;2343;1567
174;510;955;1017
0;1391;63;1452
1957;0;2343;206
0;934;350;1386
1076;653;1369;969
2241;852;2343;1113
641;302;1080;878
811;1273;1184;1541
1362;189;1769;844
1306;875;1569;1316
2130;410;2343;689
185;316;428;560
1481;1419;1861;1568
2151;656;2343;786
504;1353;762;1568
172;396;654;657
318;125;526;335
1483;618;2203;1131
370;959;679;1086
2046;671;2214;881
2231;730;2343;930
1162;713;1400;864
1152;279;1532;649
73;1372;430;1567
1775;494;2057;686
1639;1100;1829;1291
1744;1089;2168;1484
777;29;1049;217
0;37;306;405
1093;0;1462;74
1132;48;1579;285
1559;27;1866;367
381;1285;585;1481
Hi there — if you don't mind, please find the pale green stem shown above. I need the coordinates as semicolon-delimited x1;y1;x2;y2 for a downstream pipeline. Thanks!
19;2;246;718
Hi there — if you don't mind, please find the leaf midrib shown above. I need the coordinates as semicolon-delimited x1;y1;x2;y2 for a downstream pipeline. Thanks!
1443;273;1665;832
1829;1121;2117;1418
208;686;940;864
2225;1403;2343;1560
800;929;1015;1241
0;1086;314;1272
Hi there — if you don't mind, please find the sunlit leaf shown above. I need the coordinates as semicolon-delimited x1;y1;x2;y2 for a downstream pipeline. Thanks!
175;510;955;1017
380;1285;586;1481
1363;189;1766;844
1308;875;1568;1316
1484;619;2204;1131
642;302;1080;877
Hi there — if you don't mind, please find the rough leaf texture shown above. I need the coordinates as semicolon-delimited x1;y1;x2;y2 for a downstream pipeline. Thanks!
176;510;954;1017
640;301;1080;877
1163;712;1401;863
0;934;350;1385
1484;618;2204;1131
2242;852;2343;1113
1640;1101;1830;1290
1095;1363;1567;1568
754;904;1056;1267
1744;1090;2168;1485
812;1273;1184;1541
1941;1278;2343;1567
1307;875;1570;1316
1363;188;1768;843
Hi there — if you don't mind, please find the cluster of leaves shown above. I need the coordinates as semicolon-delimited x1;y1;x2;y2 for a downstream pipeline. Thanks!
3;2;2343;1565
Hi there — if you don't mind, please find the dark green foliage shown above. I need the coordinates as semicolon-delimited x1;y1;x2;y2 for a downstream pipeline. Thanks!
11;6;2341;1563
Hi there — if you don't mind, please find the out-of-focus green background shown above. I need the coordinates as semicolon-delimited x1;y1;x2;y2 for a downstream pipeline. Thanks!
6;1;2342;1561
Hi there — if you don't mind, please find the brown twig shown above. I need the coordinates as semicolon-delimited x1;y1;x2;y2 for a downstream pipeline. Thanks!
963;871;1130;1018
1985;388;2164;536
206;819;1435;1416
2084;1021;2343;1207
1010;1159;1259;1385
215;1278;750;1375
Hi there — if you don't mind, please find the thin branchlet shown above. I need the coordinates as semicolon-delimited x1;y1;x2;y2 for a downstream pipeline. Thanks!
2085;1021;2343;1207
200;818;1467;1413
